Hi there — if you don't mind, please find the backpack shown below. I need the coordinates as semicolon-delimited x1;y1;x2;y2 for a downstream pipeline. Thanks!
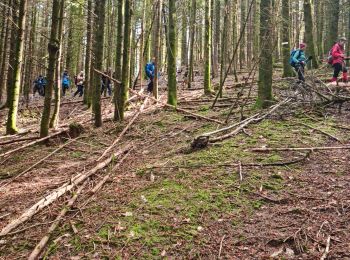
289;49;301;67
62;75;70;85
327;47;334;65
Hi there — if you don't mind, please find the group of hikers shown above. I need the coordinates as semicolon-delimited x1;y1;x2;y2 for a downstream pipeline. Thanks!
290;36;349;84
33;70;113;98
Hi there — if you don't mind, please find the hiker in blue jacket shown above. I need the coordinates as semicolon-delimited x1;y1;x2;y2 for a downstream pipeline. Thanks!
291;43;307;82
145;57;156;93
62;70;71;96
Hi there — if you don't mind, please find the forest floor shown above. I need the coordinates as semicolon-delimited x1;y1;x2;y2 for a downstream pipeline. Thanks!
1;69;350;259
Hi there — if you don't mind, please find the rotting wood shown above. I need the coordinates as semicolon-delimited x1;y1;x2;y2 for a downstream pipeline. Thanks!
97;97;149;161
28;180;88;260
94;69;224;125
0;144;131;237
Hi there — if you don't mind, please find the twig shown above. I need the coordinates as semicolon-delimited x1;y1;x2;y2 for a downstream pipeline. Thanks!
0;136;40;146
238;161;243;182
320;236;331;260
218;235;226;258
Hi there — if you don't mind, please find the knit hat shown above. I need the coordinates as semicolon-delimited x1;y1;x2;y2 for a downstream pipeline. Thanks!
299;43;306;49
339;36;347;42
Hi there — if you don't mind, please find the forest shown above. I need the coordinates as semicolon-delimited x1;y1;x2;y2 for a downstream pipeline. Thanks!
0;0;350;258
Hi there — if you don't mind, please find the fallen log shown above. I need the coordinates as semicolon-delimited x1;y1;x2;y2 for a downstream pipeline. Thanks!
97;97;149;161
0;144;131;237
94;69;224;125
28;180;88;260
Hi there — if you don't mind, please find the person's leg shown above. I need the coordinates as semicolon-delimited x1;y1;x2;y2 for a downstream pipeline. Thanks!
74;87;79;97
62;85;66;96
342;65;348;82
107;84;112;96
79;86;84;97
332;63;342;81
101;84;105;95
298;66;305;82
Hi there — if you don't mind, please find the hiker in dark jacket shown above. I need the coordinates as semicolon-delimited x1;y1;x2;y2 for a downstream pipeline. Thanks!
291;43;307;82
101;71;112;96
73;71;85;97
33;75;45;97
145;57;156;93
330;37;348;84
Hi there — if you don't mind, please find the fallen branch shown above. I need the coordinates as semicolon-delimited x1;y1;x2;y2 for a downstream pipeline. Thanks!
0;130;66;160
299;122;342;143
28;180;88;260
0;136;39;146
0;138;80;191
94;69;224;125
0;144;131;237
252;145;350;152
218;235;226;258
97;97;149;161
238;161;243;182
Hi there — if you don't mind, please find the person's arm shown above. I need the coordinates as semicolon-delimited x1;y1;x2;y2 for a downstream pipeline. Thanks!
292;50;301;64
331;45;343;58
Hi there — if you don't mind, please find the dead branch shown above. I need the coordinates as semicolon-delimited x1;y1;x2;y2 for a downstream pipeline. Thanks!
320;236;331;260
0;136;39;146
0;130;66;160
0;145;131;237
238;161;243;182
94;69;224;125
28;180;88;260
97;97;149;161
252;145;350;152
0;138;80;191
299;122;342;143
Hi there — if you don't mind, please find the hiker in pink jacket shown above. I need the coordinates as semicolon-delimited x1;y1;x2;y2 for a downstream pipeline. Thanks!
330;37;348;83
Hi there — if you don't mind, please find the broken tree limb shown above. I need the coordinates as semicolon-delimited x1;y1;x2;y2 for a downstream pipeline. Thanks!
299;122;342;143
0;136;40;146
251;145;350;152
0;138;80;191
192;98;291;148
0;144;132;237
91;149;132;193
28;180;88;260
0;130;66;160
97;97;149;161
93;69;224;125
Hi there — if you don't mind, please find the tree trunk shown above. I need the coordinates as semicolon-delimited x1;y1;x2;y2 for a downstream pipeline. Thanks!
153;0;162;99
204;0;212;95
187;0;196;88
114;0;123;121
181;9;188;67
92;0;106;127
256;0;273;108
116;0;132;121
50;0;65;129
6;0;27;134
167;0;177;106
212;0;220;78
219;0;229;97
281;0;294;77
304;0;318;69
325;0;339;52
39;0;60;137
84;0;93;107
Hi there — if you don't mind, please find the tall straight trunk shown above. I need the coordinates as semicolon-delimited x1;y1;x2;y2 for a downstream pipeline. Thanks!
50;0;65;129
114;0;123;121
0;0;11;105
347;10;350;66
315;0;324;56
40;0;60;137
84;0;93;107
239;0;246;69
153;0;162;99
139;0;146;89
6;0;27;134
252;0;260;59
167;0;177;106
212;0;220;78
116;0;131;121
294;0;300;47
181;9;188;67
204;0;212;95
187;0;196;88
219;0;229;97
281;0;294;77
325;0;339;52
6;0;19;108
256;0;273;108
92;0;106;127
303;0;318;69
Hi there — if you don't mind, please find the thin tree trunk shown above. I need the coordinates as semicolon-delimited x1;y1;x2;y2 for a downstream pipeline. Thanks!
39;0;60;137
92;0;106;127
204;0;212;95
84;0;93;107
114;0;123;121
167;0;177;106
6;0;28;134
187;0;196;88
282;0;294;77
153;0;162;99
304;0;318;69
181;9;188;67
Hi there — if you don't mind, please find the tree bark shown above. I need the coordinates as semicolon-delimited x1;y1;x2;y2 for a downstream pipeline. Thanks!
281;0;294;77
204;0;212;95
153;0;162;99
114;0;123;121
84;0;93;107
304;0;318;69
167;0;177;106
6;0;28;134
187;0;196;88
